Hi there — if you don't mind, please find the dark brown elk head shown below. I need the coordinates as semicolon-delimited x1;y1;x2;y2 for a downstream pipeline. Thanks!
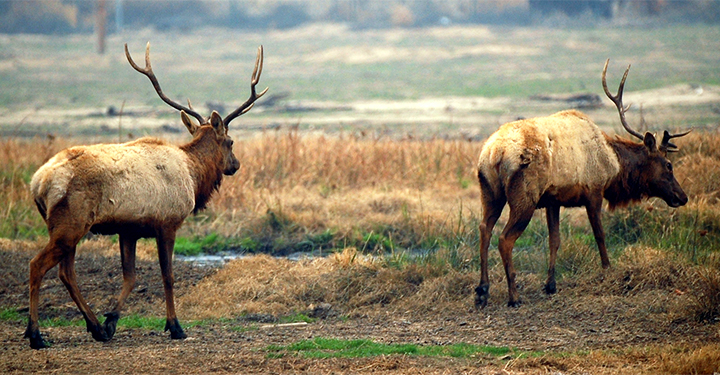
124;42;268;176
602;59;690;208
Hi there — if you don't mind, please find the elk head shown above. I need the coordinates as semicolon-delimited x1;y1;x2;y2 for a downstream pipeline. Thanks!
602;59;689;208
124;42;269;176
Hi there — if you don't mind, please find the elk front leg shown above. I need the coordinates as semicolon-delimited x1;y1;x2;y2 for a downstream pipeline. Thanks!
586;197;610;269
156;229;186;340
102;235;138;339
545;205;561;294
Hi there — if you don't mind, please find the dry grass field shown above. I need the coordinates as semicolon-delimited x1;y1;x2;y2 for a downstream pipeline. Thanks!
1;21;720;374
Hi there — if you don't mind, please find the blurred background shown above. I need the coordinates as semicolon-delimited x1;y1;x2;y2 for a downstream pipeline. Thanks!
1;0;719;140
2;0;720;35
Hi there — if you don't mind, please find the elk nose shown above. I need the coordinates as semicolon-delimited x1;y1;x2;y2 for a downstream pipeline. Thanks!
670;192;688;207
679;193;689;206
225;160;240;176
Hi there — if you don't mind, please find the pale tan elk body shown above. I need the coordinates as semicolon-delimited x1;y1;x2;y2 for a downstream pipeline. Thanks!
475;61;689;307
479;110;621;203
32;139;196;226
25;43;267;349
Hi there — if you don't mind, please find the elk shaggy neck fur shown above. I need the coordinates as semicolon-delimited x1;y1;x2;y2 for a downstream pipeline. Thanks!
180;127;227;213
603;137;656;210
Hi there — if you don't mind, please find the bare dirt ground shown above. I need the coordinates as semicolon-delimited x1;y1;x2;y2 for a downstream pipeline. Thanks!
1;239;718;374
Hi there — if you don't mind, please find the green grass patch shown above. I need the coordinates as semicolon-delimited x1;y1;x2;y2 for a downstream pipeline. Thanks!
174;233;262;256
0;308;205;331
264;337;524;359
278;313;316;324
0;307;23;321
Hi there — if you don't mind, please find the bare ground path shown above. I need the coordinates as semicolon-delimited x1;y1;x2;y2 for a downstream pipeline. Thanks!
1;240;718;374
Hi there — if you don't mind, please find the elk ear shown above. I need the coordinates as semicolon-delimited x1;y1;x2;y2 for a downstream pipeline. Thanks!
209;111;227;136
643;132;658;152
181;111;199;135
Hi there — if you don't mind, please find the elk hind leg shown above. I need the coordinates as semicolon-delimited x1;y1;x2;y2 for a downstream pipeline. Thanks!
26;242;66;349
58;248;110;342
102;234;138;339
157;229;186;339
475;198;505;308
545;205;560;294
499;204;535;307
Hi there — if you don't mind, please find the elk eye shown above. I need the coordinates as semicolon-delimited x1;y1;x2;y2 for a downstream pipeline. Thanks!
666;162;672;171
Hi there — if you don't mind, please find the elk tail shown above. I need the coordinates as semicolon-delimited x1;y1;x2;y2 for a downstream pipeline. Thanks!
34;198;47;220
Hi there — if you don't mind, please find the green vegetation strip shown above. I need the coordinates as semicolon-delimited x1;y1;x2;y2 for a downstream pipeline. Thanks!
1;308;317;331
0;308;203;330
265;337;524;359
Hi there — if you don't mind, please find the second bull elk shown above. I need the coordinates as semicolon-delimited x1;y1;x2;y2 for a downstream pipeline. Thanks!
475;60;690;308
25;43;267;349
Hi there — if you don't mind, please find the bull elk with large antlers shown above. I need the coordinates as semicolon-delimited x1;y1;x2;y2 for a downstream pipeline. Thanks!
25;43;267;349
475;60;689;308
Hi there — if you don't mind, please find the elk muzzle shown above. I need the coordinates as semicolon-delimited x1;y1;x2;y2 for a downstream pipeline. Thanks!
661;177;688;208
224;155;240;176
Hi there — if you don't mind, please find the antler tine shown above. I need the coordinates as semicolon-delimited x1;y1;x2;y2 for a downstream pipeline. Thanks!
223;45;269;126
125;42;207;124
660;129;693;153
602;59;644;141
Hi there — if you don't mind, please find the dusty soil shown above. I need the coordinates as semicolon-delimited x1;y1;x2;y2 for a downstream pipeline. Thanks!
1;239;718;374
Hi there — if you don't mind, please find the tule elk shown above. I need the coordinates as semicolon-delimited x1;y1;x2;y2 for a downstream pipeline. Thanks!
475;60;689;308
25;43;267;349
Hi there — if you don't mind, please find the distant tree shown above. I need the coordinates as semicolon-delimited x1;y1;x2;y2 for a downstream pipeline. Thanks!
0;0;80;34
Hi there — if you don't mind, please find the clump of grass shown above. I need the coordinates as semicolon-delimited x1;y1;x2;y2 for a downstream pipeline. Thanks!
688;263;720;323
659;344;720;375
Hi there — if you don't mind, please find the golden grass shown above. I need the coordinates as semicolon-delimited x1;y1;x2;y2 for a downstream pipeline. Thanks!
659;344;720;375
1;128;716;240
199;130;482;244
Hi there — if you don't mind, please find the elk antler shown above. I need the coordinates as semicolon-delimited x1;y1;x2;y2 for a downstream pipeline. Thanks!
602;59;643;141
223;45;269;126
125;42;207;124
603;59;692;152
660;129;692;153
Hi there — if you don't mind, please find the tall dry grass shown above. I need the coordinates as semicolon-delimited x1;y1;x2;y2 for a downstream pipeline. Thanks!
0;135;67;238
184;129;484;255
1;128;718;258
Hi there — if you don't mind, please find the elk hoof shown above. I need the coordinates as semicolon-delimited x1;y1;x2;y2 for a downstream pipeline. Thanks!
165;318;187;340
87;319;111;342
90;325;111;342
102;311;120;339
507;299;522;308
474;284;489;309
25;328;49;349
544;280;557;295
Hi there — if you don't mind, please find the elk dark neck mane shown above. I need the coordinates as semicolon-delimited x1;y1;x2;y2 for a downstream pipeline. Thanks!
181;128;225;213
603;136;651;210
